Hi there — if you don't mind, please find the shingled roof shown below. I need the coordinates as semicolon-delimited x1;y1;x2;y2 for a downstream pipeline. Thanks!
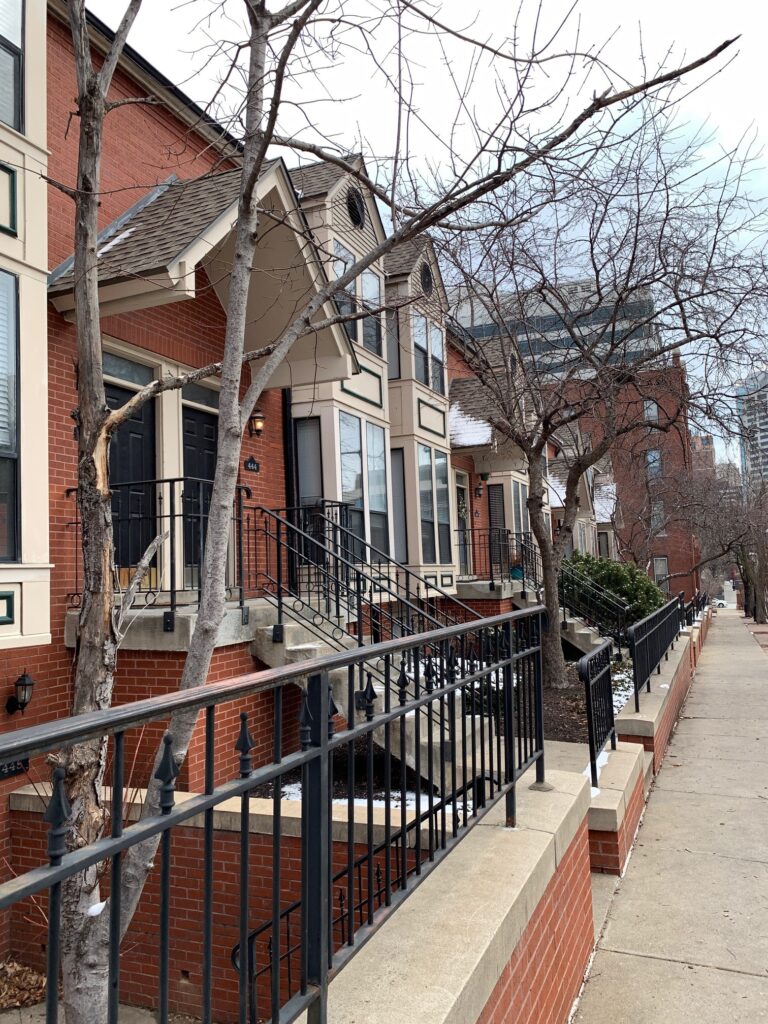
383;237;430;277
288;160;347;199
49;164;277;293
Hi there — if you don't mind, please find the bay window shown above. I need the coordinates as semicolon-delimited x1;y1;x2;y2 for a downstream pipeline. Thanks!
366;422;389;553
430;324;445;394
361;269;383;356
339;411;365;548
0;0;22;133
418;444;451;565
418;445;435;563
435;450;451;562
413;314;429;385
333;241;357;342
0;268;17;560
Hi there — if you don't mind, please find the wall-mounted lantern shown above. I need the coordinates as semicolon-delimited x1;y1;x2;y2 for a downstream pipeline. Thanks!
6;672;35;716
248;409;265;438
474;483;484;499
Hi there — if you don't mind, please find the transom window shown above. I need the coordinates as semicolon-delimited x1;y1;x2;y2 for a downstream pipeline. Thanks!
0;0;23;133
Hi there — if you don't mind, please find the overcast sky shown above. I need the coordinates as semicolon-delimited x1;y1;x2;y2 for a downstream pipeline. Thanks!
86;0;765;461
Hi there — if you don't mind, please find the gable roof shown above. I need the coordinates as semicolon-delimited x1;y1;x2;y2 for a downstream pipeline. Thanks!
383;237;430;277
289;160;347;199
49;165;277;293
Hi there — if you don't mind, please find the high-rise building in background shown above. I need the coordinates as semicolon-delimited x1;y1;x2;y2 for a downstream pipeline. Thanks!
736;371;768;480
690;433;716;477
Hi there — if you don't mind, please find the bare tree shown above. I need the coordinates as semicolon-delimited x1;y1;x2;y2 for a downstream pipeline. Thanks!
442;104;768;685
57;0;740;1016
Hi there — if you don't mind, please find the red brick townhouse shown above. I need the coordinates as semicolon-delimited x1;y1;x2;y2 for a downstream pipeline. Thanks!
0;0;533;899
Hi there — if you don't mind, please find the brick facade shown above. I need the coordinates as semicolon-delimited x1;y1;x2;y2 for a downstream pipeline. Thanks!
476;819;593;1024
588;772;645;875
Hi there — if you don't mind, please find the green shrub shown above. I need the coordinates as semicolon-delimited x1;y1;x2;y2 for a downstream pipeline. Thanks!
566;552;668;622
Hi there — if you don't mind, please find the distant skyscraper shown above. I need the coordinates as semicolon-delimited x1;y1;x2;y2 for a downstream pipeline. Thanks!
690;433;716;476
736;371;768;481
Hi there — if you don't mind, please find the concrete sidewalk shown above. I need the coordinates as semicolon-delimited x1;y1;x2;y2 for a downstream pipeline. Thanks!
575;609;768;1023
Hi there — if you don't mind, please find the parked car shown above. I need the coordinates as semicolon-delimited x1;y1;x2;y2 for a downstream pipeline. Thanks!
712;598;727;608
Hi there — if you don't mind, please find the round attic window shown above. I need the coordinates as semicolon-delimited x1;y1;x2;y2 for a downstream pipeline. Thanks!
347;187;366;229
420;261;434;296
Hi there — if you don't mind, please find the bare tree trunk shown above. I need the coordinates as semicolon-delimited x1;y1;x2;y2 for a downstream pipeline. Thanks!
118;6;270;940
527;455;569;688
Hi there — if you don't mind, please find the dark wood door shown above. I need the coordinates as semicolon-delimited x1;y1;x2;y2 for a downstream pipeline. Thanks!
106;383;156;579
182;406;218;584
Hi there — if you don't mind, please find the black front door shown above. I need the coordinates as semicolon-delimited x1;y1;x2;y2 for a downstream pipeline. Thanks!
106;383;157;583
182;405;218;587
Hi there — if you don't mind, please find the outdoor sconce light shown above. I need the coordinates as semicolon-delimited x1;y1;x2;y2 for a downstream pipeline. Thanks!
248;409;265;438
6;671;35;716
474;483;484;499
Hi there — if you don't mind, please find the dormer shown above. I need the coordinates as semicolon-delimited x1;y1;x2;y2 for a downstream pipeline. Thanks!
289;158;388;366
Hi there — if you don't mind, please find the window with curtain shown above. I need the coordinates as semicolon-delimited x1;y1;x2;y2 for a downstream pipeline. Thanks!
521;482;530;533
435;450;451;563
413;314;429;385
339;411;364;549
366;422;388;554
0;1;22;133
0;268;17;559
418;444;436;562
333;240;357;342
361;270;382;356
430;324;445;394
644;399;659;422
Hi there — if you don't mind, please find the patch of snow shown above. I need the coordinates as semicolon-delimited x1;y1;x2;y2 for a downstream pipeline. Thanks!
590;787;600;798
98;227;134;257
593;482;617;523
583;749;610;786
86;900;107;917
449;404;492;447
282;782;303;801
659;683;669;690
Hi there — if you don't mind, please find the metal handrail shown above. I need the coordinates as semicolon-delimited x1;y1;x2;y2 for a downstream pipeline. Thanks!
0;605;547;1024
578;639;617;787
627;594;682;713
306;507;482;625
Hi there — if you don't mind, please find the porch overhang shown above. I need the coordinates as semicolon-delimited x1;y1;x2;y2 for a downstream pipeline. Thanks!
48;160;358;389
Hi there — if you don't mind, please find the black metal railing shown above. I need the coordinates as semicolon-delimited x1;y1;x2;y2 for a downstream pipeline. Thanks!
559;561;631;649
0;606;546;1024
457;528;540;597
627;594;683;713
66;477;254;631
247;505;481;656
578;639;617;787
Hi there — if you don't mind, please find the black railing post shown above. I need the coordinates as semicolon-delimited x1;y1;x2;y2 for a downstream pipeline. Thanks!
306;672;330;1024
274;517;284;642
43;767;71;1024
168;482;177;632
502;618;517;826
237;486;249;624
533;610;546;785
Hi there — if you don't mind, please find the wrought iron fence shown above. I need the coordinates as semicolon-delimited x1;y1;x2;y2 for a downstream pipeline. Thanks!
626;595;683;713
0;606;546;1024
66;477;254;631
455;528;537;594
577;639;617;787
